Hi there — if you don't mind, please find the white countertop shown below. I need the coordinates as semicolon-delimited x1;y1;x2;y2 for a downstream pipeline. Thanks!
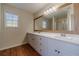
28;32;79;45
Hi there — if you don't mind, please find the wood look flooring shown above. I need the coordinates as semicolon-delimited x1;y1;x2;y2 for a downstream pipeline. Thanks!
0;44;40;56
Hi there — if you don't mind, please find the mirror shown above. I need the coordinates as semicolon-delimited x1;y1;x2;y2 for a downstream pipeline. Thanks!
54;10;68;31
35;17;52;31
34;4;75;32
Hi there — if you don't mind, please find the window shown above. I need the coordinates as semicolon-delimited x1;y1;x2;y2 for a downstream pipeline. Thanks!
5;12;18;27
42;20;47;29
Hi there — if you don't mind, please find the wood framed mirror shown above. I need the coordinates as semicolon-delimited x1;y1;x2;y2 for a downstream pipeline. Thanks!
33;3;79;34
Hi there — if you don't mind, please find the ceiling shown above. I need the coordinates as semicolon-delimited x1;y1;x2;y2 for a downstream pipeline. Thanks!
8;3;51;14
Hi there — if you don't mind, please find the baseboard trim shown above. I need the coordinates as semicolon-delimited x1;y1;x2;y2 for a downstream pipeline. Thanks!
0;42;27;51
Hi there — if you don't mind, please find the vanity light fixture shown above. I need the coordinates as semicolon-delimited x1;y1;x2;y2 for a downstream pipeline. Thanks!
43;6;57;16
43;3;66;16
52;6;57;12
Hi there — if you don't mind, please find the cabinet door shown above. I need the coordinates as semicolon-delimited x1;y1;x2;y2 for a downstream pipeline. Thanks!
56;41;79;56
27;34;32;44
47;38;60;56
32;35;40;51
39;36;49;56
28;34;35;47
48;37;79;56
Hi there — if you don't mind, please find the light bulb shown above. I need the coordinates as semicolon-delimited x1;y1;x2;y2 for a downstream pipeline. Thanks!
48;8;53;13
43;11;48;16
43;6;57;16
52;6;57;12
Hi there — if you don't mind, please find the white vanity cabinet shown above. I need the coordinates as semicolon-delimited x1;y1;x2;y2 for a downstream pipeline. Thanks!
47;38;61;56
27;33;79;56
59;43;79;56
33;35;49;56
27;34;34;47
37;36;49;55
48;38;79;56
27;33;49;55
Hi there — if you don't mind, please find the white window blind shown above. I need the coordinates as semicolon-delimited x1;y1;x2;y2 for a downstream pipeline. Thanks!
5;12;18;27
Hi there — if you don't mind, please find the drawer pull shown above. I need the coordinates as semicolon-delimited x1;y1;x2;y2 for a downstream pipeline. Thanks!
55;50;57;52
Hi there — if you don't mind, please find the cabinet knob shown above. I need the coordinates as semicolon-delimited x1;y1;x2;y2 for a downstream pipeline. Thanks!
55;50;57;52
55;50;61;54
58;51;60;54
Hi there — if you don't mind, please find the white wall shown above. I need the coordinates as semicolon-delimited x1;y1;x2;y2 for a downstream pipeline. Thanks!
0;4;3;50
0;4;33;50
0;4;1;32
0;4;1;37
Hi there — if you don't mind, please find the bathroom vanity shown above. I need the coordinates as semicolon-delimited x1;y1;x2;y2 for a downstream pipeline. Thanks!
28;3;79;56
27;32;79;56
